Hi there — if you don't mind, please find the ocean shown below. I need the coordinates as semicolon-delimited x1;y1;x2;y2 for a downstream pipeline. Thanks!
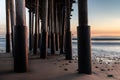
72;39;120;56
1;37;120;62
0;38;5;52
72;37;120;63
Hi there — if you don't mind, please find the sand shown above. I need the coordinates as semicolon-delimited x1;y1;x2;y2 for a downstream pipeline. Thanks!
0;53;120;80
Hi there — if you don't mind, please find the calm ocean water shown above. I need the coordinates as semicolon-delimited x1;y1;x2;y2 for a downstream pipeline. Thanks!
72;37;120;58
0;38;5;52
1;37;120;60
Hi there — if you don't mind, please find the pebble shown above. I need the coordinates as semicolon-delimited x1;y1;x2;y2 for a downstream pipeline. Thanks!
107;74;114;78
64;68;68;71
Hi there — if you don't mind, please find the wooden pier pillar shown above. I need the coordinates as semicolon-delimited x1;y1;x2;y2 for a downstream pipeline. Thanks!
31;12;34;49
57;4;65;54
55;28;59;51
55;5;59;51
48;4;51;49
64;0;72;60
48;27;51;49
59;8;64;54
48;25;51;49
40;0;48;59
56;4;61;52
38;18;41;49
51;0;56;55
6;0;11;53
14;0;28;72
10;0;15;53
77;0;92;74
33;0;39;55
29;9;32;51
31;12;34;36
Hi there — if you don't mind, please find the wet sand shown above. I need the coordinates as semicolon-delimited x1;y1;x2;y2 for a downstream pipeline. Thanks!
0;53;120;80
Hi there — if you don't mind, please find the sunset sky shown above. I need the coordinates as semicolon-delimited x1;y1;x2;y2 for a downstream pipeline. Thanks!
1;0;120;37
72;0;120;37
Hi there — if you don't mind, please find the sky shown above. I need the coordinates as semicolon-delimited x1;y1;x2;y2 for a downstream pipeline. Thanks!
1;0;120;37
71;0;120;37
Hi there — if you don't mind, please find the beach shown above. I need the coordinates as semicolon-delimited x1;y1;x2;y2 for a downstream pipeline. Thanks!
1;38;120;80
0;53;120;80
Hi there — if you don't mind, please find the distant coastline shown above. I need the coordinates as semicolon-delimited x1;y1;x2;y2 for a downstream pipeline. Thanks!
72;36;120;41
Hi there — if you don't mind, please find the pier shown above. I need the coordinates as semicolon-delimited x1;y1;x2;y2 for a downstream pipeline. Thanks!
0;0;92;79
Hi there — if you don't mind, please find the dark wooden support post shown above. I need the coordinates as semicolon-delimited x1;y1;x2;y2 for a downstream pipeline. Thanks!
31;12;34;36
10;0;15;53
14;0;28;72
38;18;40;36
33;0;39;55
31;12;34;50
57;5;61;51
48;3;51;49
59;18;64;54
55;5;59;51
59;7;64;54
48;20;51;49
58;14;60;50
64;0;72;60
61;7;66;54
6;0;11;53
29;9;32;51
77;0;92;74
38;18;41;49
51;0;56;55
40;0;48;59
48;24;51;49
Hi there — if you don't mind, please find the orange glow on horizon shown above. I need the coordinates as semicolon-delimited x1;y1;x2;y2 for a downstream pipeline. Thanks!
71;25;120;37
91;30;120;37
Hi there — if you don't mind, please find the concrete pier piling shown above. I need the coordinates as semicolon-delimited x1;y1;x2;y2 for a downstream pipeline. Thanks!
51;0;56;55
65;0;72;60
48;5;51;49
29;9;32;51
48;27;51;49
38;18;41;49
40;0;48;59
31;12;34;50
77;0;92;74
14;0;28;72
59;7;64;54
33;0;39;55
10;0;15;53
55;5;59;51
6;0;11;53
31;12;34;36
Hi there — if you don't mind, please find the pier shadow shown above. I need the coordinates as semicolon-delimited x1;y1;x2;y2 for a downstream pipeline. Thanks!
0;70;14;76
29;57;40;60
45;73;88;80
